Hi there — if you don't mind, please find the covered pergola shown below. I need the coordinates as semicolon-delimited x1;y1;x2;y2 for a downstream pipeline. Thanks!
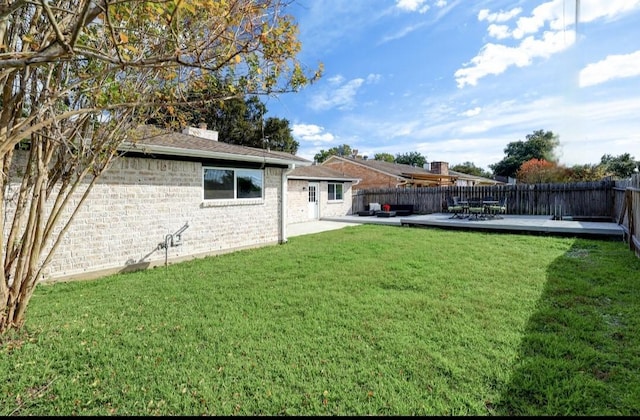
397;172;459;187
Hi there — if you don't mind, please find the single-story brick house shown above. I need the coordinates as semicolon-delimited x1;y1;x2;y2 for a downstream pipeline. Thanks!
7;125;318;282
286;165;360;223
321;156;502;189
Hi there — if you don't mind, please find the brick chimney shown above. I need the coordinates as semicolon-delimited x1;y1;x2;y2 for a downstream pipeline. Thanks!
182;125;219;141
430;161;449;175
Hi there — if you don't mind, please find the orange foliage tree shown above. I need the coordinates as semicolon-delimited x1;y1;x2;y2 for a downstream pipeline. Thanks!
516;158;567;184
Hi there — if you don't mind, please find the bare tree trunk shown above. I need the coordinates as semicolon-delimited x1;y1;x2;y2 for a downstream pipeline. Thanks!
0;123;129;334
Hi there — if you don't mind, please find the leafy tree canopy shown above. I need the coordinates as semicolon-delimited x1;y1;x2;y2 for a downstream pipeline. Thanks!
567;164;607;182
314;144;354;163
151;95;299;153
262;117;299;154
599;153;638;179
395;151;427;167
374;153;395;163
450;161;492;179
490;130;559;178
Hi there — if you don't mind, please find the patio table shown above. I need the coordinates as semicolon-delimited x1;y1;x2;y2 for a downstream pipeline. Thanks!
467;200;487;220
482;200;502;219
458;200;470;218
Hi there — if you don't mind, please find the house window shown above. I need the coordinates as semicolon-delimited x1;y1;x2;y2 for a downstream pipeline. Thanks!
203;167;263;200
328;183;343;201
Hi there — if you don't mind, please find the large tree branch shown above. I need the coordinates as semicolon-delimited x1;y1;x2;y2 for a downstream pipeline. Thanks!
0;0;106;69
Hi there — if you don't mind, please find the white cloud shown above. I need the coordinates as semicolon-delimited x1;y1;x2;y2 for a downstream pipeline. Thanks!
291;124;335;143
327;75;345;85
579;0;640;24
511;1;559;39
487;24;511;40
456;0;640;88
396;0;430;13
579;50;640;87
460;107;482;117
455;30;574;88
478;7;521;23
366;73;382;84
309;77;365;111
379;22;428;44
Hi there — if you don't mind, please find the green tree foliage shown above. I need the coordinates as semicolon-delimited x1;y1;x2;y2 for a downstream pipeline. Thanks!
450;161;493;178
154;95;299;153
395;151;427;167
600;153;638;179
490;130;560;178
262;117;299;154
566;164;607;182
374;153;395;163
314;144;354;163
208;96;266;147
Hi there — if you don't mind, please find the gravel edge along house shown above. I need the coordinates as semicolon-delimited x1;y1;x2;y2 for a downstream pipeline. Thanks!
7;125;320;283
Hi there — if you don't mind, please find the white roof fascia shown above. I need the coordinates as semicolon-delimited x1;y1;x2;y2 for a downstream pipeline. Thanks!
287;175;359;182
119;142;312;167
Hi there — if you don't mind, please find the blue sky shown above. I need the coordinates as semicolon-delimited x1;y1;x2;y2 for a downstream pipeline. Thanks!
264;0;640;172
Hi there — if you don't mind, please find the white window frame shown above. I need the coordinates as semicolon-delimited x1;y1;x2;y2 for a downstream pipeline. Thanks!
203;166;264;202
327;182;344;201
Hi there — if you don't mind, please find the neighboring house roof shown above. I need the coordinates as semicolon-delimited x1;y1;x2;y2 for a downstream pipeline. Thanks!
449;169;504;185
288;165;360;182
323;156;426;178
322;156;457;186
322;155;502;186
119;125;312;167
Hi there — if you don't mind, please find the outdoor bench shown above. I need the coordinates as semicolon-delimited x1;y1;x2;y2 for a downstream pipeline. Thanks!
388;204;414;216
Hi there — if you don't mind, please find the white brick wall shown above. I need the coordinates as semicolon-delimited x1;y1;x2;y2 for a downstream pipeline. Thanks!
319;181;353;218
5;153;286;282
287;180;310;224
287;180;353;224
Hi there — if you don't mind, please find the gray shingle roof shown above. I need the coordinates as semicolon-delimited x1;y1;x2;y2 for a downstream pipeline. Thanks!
324;156;502;184
324;156;434;177
288;165;360;181
449;169;502;184
120;125;311;166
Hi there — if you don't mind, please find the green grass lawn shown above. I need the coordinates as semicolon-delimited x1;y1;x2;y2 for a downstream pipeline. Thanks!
2;225;639;415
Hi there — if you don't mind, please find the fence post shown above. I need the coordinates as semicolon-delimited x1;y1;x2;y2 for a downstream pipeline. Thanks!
627;189;635;252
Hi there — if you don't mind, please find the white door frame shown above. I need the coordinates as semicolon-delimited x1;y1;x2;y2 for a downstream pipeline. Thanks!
307;182;320;220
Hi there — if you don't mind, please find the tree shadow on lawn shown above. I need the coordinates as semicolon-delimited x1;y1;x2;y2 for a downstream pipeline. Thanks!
494;240;640;416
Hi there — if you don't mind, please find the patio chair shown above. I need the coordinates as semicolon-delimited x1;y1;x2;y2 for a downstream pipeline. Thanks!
446;196;464;219
467;200;486;220
487;197;507;218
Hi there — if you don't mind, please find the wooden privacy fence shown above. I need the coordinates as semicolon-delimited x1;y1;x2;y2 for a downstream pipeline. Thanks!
614;174;640;257
352;175;640;256
352;180;617;217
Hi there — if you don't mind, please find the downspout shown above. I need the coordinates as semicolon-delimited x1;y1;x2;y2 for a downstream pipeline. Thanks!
280;164;296;244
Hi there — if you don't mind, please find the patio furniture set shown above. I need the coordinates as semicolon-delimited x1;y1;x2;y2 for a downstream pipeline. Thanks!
446;196;507;220
357;202;415;218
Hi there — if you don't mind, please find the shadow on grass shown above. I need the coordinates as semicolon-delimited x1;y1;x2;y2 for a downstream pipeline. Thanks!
494;240;640;416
